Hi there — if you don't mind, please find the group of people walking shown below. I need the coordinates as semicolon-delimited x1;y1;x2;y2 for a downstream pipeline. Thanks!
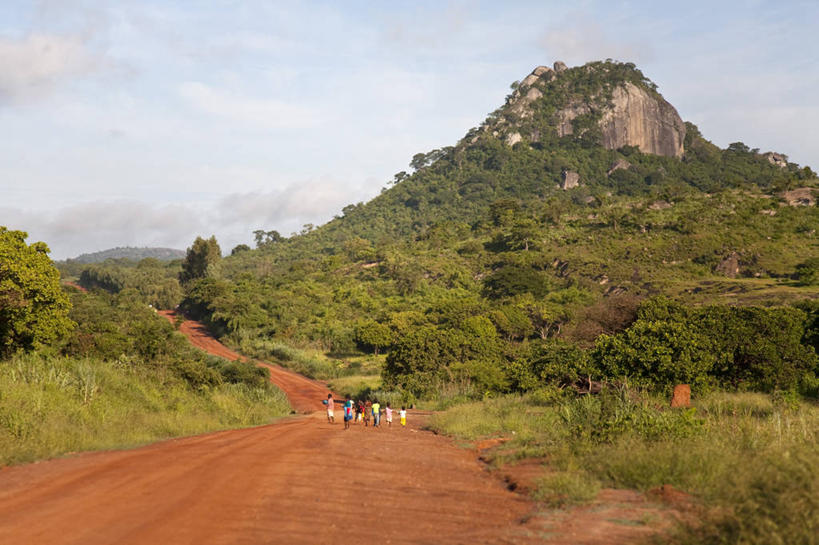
324;394;406;430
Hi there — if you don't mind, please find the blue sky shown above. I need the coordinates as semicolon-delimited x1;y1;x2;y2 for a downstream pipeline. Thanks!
1;1;817;259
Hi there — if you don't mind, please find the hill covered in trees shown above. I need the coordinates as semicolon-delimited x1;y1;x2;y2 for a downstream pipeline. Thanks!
80;60;819;400
64;246;185;265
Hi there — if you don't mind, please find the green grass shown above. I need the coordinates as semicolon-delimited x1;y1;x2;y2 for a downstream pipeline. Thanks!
429;391;819;544
327;373;381;398
0;354;291;466
235;336;382;380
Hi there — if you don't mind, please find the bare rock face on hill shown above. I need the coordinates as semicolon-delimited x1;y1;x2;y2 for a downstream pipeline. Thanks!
498;61;686;158
600;82;685;157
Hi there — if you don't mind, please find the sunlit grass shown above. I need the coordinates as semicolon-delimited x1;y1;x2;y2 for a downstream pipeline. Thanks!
0;354;291;466
430;391;819;544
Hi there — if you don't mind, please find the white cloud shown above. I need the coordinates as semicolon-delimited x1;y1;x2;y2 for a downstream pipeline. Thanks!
0;33;102;103
0;175;376;259
178;81;322;130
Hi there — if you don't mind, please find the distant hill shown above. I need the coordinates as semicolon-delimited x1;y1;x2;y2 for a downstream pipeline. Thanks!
64;247;185;264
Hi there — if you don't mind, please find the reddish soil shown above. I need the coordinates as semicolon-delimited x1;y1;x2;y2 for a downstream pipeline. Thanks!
157;310;330;413
0;313;681;544
62;281;87;293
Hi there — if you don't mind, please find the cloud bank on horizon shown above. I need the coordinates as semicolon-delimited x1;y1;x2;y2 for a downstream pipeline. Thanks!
0;0;817;259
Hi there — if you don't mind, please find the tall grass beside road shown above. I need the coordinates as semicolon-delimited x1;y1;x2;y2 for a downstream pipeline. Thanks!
0;354;291;466
429;390;818;544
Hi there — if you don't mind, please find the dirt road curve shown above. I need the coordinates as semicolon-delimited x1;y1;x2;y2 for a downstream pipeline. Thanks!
0;313;540;544
157;310;329;413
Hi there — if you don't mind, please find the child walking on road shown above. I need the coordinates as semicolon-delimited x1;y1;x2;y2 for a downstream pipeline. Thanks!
400;406;407;427
325;394;335;424
372;400;381;427
385;403;393;427
343;396;353;430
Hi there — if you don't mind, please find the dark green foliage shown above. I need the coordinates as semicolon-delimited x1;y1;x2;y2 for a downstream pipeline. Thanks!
63;290;265;390
179;236;221;284
507;339;593;391
210;357;269;388
593;319;717;392
0;228;74;356
483;264;552;299
231;244;251;255
383;319;505;397
354;319;393;355
593;298;819;393
795;257;819;285
78;257;182;309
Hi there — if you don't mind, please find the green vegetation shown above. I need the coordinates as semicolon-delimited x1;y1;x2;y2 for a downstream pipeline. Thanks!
0;353;289;466
1;247;291;466
0;228;73;357
75;257;182;309
180;235;222;285
127;61;817;409
429;390;818;544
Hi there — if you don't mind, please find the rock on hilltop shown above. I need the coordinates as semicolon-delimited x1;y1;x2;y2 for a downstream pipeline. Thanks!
490;60;686;158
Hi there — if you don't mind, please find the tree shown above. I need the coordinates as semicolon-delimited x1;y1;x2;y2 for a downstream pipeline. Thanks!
231;244;251;256
354;319;393;355
0;227;74;356
253;230;282;248
179;236;221;284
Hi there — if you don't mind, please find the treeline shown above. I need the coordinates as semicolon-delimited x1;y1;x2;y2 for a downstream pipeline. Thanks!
382;295;819;398
78;258;183;309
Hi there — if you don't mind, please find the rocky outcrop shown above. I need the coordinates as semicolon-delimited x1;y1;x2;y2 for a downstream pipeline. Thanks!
763;152;788;168
716;252;741;278
648;200;672;210
505;132;522;146
781;188;816;207
500;62;687;158
607;158;632;176
601;82;685;157
561;170;580;190
557;82;685;157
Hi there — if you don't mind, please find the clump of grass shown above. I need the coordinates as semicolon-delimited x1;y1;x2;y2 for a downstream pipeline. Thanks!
430;390;819;544
535;470;601;507
0;354;291;466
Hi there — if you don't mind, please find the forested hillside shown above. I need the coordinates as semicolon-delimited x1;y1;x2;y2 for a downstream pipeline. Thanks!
72;61;819;402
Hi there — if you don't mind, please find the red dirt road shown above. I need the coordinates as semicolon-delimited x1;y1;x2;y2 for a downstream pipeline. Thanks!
158;310;330;413
0;313;540;544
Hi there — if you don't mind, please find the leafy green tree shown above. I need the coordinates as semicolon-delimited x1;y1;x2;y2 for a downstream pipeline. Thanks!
0;228;74;356
354;319;393;355
483;264;552;299
593;320;717;392
179;236;221;284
